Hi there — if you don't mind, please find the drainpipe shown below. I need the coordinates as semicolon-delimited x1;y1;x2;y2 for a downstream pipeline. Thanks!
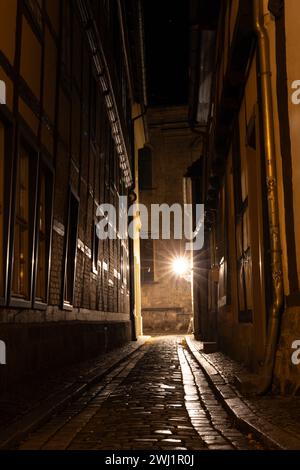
126;0;148;342
128;121;138;341
250;0;284;393
128;212;137;341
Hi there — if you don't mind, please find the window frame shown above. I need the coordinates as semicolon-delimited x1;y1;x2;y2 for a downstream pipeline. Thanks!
62;186;79;311
92;221;99;275
9;129;39;309
32;153;54;310
232;117;254;324
140;238;155;284
0;107;14;307
217;182;231;308
139;147;153;191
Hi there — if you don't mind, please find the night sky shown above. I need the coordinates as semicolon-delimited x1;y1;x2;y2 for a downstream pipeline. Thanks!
143;0;189;106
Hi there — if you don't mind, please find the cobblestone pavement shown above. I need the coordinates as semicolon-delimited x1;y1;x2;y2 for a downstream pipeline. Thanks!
17;337;263;450
194;341;300;444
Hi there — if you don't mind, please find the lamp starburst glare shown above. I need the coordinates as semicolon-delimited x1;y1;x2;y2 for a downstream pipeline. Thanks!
172;257;189;277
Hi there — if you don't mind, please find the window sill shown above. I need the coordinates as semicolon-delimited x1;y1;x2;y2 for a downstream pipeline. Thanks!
9;298;32;309
62;301;73;312
33;300;48;311
141;280;159;285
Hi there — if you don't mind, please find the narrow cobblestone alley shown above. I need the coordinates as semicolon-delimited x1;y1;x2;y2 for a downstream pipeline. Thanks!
17;337;262;451
2;0;300;463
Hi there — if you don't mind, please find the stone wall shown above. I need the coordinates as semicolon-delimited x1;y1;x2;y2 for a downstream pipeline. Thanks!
142;308;191;334
140;106;201;334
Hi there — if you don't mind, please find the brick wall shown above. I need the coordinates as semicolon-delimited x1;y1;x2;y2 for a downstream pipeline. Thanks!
0;0;134;391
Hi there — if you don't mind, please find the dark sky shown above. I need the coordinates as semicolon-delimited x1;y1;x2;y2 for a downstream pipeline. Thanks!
144;0;189;107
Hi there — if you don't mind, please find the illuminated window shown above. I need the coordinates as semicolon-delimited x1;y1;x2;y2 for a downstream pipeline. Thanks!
35;163;53;304
10;139;52;306
12;144;31;300
36;171;46;300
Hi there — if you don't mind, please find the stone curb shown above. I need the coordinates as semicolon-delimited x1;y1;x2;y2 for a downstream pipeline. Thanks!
0;336;150;450
185;335;300;450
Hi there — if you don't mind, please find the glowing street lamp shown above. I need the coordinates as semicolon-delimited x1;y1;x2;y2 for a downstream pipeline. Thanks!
172;257;189;277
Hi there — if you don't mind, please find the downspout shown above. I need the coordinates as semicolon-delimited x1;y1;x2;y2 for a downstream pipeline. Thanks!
128;209;137;341
128;124;138;342
251;0;284;393
127;0;148;341
128;134;138;341
121;0;147;341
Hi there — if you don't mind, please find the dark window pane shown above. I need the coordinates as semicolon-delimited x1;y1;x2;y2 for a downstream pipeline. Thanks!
35;164;53;303
64;191;79;305
139;147;153;190
140;238;154;283
92;224;99;274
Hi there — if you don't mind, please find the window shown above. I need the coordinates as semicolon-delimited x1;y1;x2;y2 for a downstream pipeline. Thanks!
63;189;79;308
92;223;99;274
139;147;153;190
140;239;154;283
35;161;53;304
61;1;71;76
12;142;37;302
120;243;128;287
0;121;5;299
90;77;97;143
233;118;253;323
217;184;230;307
10;136;53;308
